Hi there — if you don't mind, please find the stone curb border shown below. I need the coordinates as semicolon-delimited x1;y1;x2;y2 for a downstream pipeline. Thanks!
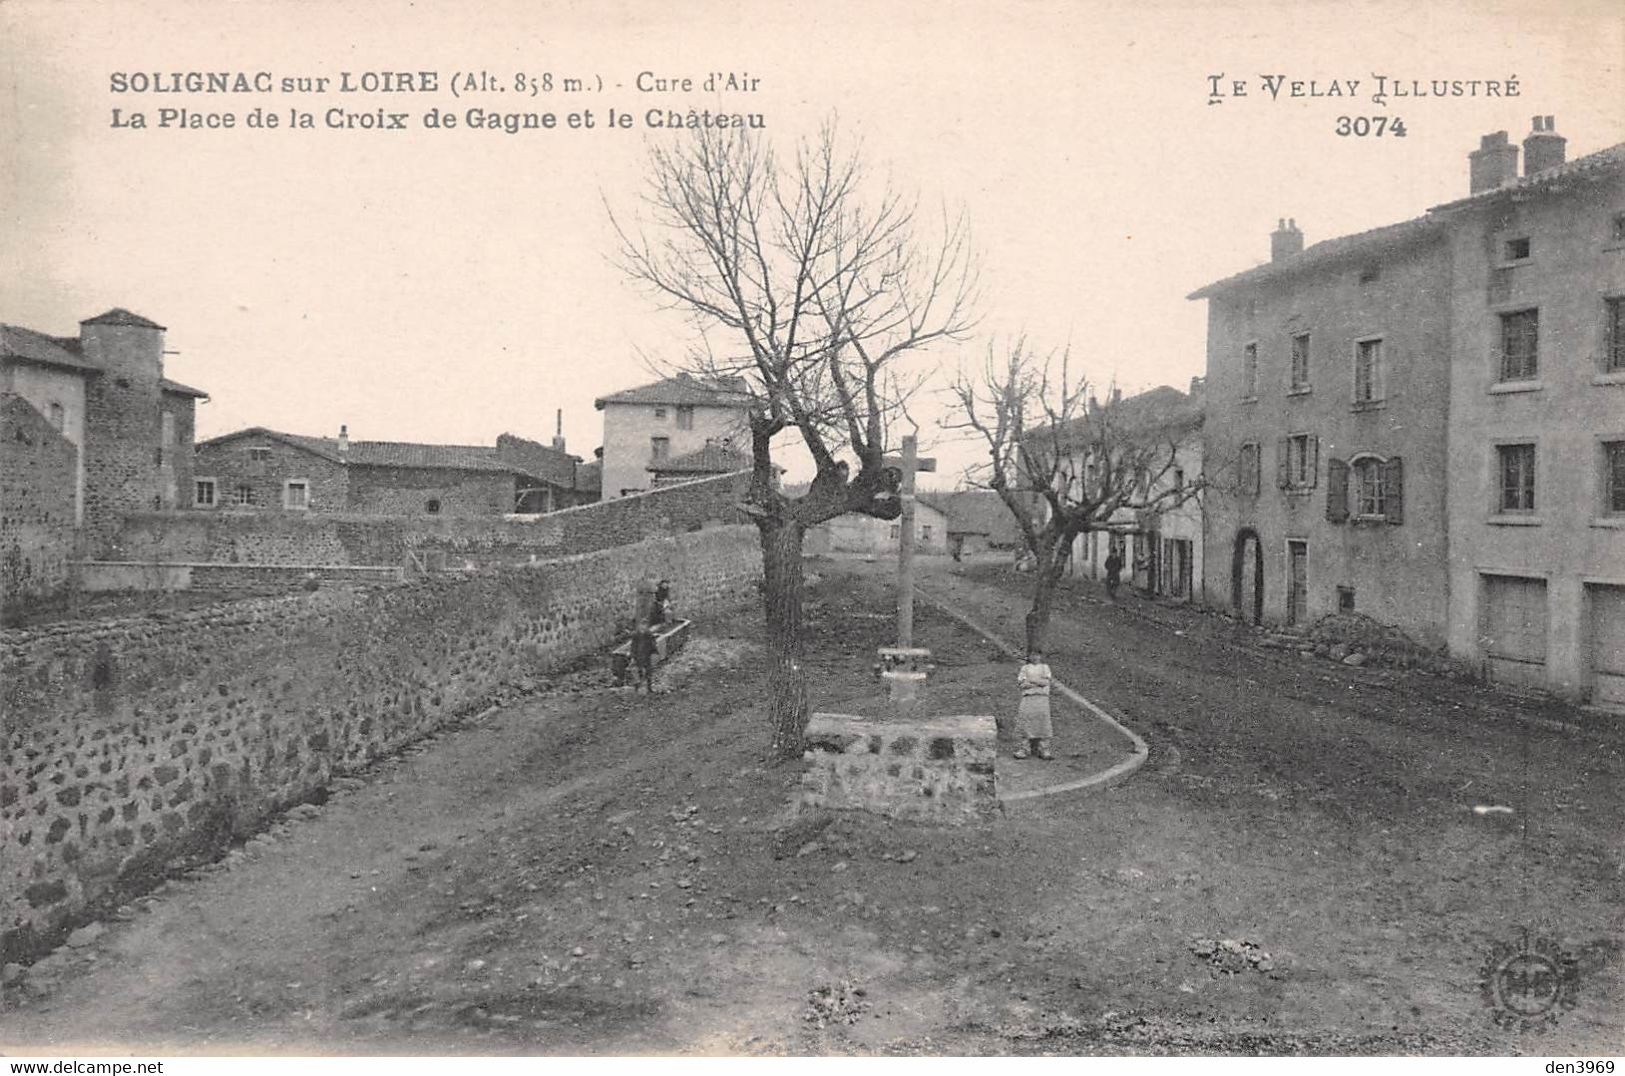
917;585;1150;803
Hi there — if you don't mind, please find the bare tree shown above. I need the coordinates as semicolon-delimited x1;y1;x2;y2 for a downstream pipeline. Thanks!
947;338;1203;653
610;123;978;759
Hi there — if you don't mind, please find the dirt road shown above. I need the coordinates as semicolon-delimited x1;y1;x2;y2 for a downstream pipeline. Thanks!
4;559;1619;1055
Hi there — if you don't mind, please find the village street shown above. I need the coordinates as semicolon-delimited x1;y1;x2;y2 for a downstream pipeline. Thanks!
3;558;1621;1056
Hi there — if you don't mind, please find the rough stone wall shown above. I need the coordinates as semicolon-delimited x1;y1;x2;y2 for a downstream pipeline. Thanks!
0;525;761;962
79;324;165;553
799;713;999;824
0;396;79;616
109;470;754;568
347;465;515;517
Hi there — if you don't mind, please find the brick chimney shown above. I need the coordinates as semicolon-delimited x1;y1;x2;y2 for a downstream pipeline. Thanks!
1270;218;1304;262
1470;131;1519;193
552;408;566;452
337;423;349;455
1523;115;1566;177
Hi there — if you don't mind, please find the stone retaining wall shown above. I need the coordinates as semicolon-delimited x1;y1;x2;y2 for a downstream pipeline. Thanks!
799;713;998;824
110;470;752;568
0;525;762;962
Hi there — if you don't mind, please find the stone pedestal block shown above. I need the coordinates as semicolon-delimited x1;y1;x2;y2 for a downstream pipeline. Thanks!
799;712;998;824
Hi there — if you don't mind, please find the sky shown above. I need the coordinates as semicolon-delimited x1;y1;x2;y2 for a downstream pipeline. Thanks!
2;0;1621;490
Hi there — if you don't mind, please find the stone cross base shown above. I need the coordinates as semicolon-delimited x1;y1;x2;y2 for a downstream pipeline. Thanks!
798;713;998;824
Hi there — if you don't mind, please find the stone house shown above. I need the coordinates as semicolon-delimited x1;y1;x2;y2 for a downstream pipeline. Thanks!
928;490;1027;559
0;395;78;610
0;307;207;557
1435;124;1625;704
1191;212;1453;642
647;438;752;486
594;374;753;499
1057;384;1207;602
192;426;589;516
805;498;949;556
1191;116;1624;705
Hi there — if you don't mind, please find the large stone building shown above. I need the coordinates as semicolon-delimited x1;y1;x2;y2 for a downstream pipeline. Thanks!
1191;118;1624;705
1191;215;1453;642
594;374;753;499
0;308;207;604
193;426;591;516
1435;125;1625;704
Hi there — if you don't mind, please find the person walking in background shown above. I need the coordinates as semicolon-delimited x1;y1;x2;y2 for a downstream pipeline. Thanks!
1104;548;1123;601
1014;650;1055;760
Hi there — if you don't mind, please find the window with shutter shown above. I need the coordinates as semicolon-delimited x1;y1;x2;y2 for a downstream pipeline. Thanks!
1308;436;1320;488
1276;437;1290;489
1326;459;1349;522
1384;456;1404;524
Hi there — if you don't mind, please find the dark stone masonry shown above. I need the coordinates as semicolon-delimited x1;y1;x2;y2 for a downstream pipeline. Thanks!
109;469;753;568
0;525;761;963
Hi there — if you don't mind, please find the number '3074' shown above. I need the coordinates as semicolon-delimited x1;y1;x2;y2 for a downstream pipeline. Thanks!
1337;116;1407;137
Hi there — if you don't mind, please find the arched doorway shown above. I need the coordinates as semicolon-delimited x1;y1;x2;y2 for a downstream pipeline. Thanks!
1231;528;1264;625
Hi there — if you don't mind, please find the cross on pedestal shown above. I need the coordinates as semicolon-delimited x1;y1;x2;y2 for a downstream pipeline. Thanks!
878;434;935;710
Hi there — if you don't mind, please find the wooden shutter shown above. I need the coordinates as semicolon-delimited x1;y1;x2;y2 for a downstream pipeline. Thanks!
1384;456;1404;524
1276;437;1290;489
1250;445;1262;495
1326;458;1349;523
1308;436;1320;488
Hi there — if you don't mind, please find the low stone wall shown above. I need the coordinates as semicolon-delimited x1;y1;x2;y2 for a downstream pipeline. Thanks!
799;713;998;824
76;561;402;596
109;470;753;568
0;525;762;962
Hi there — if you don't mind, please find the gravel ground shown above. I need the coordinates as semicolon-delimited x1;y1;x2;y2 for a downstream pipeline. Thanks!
3;558;1619;1056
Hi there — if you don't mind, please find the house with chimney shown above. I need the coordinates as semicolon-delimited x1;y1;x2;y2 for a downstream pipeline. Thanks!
1;308;207;607
193;418;591;517
1190;116;1624;706
594;373;754;498
1436;121;1625;705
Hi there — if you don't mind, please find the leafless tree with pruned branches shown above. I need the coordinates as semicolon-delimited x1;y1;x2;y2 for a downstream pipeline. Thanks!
610;122;978;758
947;337;1204;653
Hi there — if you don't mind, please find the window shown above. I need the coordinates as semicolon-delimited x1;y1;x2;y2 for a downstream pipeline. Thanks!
230;484;255;507
1241;343;1258;398
248;445;272;476
1277;433;1319;490
1238;442;1261;495
1289;333;1311;391
1605;441;1625;515
921;525;933;541
1353;457;1386;517
650;436;670;461
284;480;309;510
1358;265;1380;285
676;405;694;430
1503;236;1531;262
425;498;442;514
1499;309;1539;381
1606;297;1625;374
1353;338;1384;404
1497;443;1536;513
653;407;668;420
47;402;64;430
194;478;217;507
889;524;901;540
1337;586;1356;613
1614;212;1625;243
1172;467;1185;492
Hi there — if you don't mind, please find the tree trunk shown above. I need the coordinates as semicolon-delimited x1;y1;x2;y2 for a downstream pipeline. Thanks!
758;514;809;760
1023;536;1073;654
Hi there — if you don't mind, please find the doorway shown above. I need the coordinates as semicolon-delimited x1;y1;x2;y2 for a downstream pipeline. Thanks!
1231;528;1264;625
